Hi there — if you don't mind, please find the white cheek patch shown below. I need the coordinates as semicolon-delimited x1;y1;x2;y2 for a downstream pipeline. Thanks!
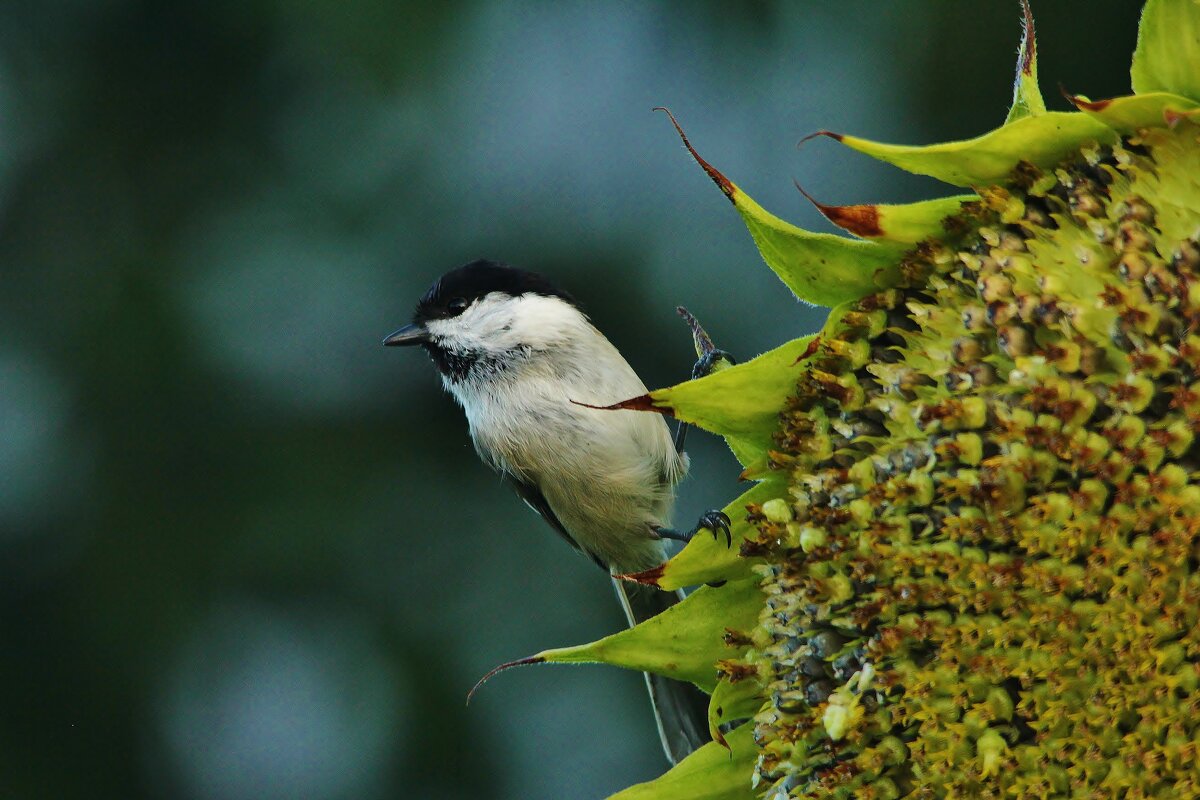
424;295;512;355
427;293;588;356
423;316;460;342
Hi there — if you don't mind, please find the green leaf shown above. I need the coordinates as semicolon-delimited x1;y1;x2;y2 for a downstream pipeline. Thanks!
592;334;817;468
633;477;785;590
621;318;871;589
1005;0;1046;123
811;112;1118;187
647;302;867;449
646;335;818;446
1066;90;1200;133
607;724;758;800
1132;0;1200;102
730;188;906;307
521;579;763;691
798;185;975;244
725;435;767;470
708;677;764;747
656;108;903;306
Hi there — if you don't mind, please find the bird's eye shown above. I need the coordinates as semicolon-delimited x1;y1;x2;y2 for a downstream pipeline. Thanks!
446;297;468;316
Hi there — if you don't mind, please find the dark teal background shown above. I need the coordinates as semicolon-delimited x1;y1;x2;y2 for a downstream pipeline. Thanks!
0;2;1139;798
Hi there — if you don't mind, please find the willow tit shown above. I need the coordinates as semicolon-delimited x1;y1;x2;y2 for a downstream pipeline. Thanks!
383;259;732;763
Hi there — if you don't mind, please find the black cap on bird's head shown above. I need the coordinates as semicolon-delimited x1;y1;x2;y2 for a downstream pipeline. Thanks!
382;260;578;347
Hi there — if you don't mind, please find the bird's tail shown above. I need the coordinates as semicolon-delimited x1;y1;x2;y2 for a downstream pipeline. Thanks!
612;578;711;764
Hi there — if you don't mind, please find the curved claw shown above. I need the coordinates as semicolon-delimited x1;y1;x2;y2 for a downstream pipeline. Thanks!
651;510;732;547
699;510;732;547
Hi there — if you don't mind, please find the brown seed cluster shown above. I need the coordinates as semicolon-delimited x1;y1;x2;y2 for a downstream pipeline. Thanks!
733;122;1200;798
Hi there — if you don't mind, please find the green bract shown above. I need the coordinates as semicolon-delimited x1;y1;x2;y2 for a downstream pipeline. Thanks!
483;2;1200;797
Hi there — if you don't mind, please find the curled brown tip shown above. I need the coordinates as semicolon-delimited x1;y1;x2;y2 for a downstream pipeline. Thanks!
793;179;883;238
1019;0;1036;77
1061;86;1110;112
792;179;821;208
571;395;676;417
467;655;545;705
797;130;842;149
616;562;666;587
653;107;736;201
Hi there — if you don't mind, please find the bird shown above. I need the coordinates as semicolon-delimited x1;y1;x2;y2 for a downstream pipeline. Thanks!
382;259;731;763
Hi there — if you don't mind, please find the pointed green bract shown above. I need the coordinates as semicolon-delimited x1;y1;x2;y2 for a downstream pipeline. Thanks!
1005;0;1045;123
826;112;1118;187
1005;66;1044;124
859;195;975;244
533;580;762;691
650;478;785;591
1131;0;1200;101
809;194;976;244
729;188;905;306
1069;91;1200;132
647;335;817;448
656;108;903;306
607;725;759;800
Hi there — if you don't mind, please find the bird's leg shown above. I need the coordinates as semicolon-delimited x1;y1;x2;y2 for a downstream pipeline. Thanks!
672;307;737;455
660;307;737;549
652;511;732;547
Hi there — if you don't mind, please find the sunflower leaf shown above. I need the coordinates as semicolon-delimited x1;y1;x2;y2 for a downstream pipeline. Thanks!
524;579;763;691
798;186;976;244
657;108;903;306
607;724;758;800
1131;0;1200;102
644;335;819;446
628;477;787;590
811;112;1118;187
1005;0;1046;123
1066;90;1200;133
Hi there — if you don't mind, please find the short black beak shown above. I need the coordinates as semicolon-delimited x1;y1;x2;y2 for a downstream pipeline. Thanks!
382;323;430;347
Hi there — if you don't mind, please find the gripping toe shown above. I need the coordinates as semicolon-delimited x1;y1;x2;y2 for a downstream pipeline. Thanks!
651;510;732;547
690;349;736;380
698;510;732;547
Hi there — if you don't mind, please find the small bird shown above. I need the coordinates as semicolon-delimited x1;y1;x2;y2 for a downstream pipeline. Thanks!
383;259;731;763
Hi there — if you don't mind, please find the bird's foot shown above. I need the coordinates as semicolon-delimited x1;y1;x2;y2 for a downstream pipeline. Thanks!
677;306;736;380
673;308;737;455
691;348;736;380
653;510;732;547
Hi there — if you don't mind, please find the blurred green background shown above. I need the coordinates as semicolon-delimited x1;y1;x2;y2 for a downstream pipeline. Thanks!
0;2;1140;798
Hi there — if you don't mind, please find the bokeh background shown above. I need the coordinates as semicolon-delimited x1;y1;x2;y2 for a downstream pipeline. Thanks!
0;2;1142;798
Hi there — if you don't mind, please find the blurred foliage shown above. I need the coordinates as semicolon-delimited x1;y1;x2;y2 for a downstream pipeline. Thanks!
0;2;1139;798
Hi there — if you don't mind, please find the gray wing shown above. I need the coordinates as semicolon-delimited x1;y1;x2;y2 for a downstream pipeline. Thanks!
503;472;607;571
